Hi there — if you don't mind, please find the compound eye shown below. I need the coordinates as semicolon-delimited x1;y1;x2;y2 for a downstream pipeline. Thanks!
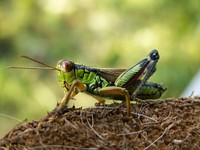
60;60;73;72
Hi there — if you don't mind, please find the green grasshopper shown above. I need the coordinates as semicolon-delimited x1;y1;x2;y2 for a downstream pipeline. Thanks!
9;49;166;116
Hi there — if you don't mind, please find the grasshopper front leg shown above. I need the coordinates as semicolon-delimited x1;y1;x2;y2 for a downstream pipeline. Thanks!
58;80;86;111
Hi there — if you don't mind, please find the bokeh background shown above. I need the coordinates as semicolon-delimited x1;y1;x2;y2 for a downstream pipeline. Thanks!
0;0;200;137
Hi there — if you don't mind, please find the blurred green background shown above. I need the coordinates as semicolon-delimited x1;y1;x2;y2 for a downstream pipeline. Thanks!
0;0;200;137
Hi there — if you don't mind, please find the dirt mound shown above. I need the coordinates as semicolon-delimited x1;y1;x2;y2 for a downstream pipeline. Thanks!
0;97;200;149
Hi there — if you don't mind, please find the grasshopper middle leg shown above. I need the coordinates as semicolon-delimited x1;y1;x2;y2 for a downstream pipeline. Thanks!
94;87;131;116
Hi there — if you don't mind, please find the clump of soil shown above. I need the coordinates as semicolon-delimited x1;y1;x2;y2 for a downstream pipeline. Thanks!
0;97;200;149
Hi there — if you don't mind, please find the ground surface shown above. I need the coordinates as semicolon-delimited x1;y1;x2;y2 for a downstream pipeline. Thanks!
0;97;200;150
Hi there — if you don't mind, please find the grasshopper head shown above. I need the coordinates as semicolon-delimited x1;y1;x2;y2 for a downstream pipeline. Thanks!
56;60;75;90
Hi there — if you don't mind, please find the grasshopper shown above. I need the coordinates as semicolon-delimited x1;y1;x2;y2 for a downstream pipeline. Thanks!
9;49;166;116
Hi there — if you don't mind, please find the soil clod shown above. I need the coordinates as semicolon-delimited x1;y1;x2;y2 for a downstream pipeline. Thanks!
0;97;200;149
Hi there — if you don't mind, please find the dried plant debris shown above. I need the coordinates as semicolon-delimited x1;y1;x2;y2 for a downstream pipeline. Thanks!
0;97;200;149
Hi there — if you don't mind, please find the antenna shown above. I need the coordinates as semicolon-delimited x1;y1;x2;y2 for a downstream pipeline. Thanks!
7;66;56;70
7;55;60;71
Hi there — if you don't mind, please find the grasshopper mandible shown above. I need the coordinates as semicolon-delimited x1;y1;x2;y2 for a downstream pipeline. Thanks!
9;49;166;116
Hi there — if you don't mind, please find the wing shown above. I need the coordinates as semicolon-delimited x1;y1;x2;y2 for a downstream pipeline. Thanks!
98;68;126;82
